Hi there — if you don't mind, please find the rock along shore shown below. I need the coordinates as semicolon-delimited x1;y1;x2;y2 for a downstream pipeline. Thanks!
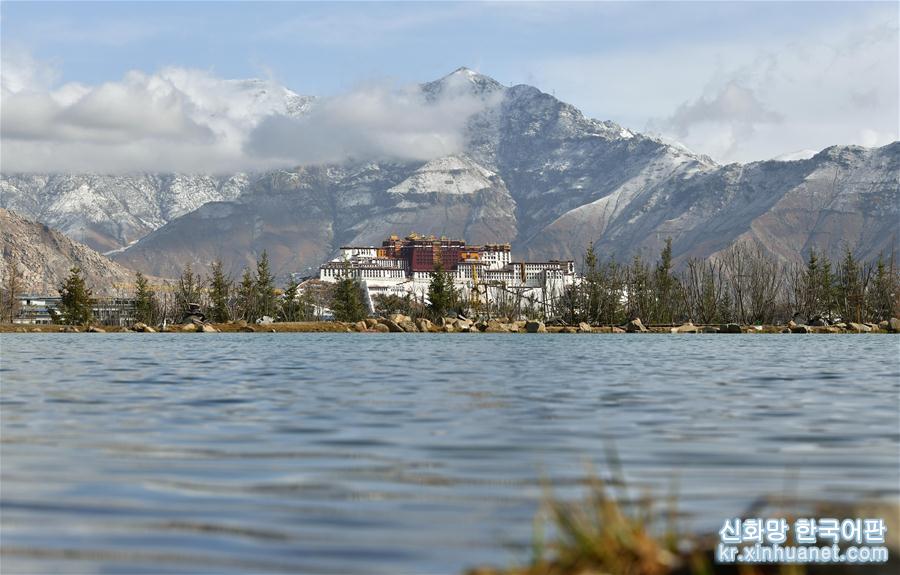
2;316;899;334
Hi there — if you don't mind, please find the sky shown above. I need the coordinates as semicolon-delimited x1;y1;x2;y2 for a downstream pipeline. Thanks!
1;0;897;172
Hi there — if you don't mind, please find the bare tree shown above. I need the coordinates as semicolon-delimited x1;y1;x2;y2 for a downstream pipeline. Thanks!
1;260;23;323
745;245;783;324
681;258;726;324
721;244;749;323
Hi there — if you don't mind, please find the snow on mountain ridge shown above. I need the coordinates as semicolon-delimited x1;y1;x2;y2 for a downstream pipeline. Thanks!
387;155;499;196
0;173;254;252
3;68;897;280
422;67;506;101
772;149;818;162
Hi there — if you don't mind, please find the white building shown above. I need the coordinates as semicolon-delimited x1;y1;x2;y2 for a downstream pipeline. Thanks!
315;235;577;315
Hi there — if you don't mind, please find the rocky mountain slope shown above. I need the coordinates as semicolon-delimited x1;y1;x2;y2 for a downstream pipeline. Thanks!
528;143;899;265
1;173;255;254
0;208;139;296
3;68;898;280
114;156;519;279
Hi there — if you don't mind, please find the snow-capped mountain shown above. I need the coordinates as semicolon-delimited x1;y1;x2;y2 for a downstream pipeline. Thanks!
1;173;255;253
112;155;518;280
0;76;312;253
3;68;898;281
529;143;899;266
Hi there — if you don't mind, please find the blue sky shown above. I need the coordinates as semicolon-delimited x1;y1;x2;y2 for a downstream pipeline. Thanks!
1;1;897;170
3;2;886;94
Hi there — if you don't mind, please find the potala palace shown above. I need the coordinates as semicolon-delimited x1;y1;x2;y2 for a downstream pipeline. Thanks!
317;234;578;312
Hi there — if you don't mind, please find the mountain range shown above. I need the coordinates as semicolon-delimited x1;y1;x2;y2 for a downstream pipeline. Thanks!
2;68;898;283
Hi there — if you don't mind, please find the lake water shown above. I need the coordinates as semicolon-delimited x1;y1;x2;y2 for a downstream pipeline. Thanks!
1;334;898;574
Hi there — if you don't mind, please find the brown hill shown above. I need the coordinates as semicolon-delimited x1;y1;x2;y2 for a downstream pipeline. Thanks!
1;208;141;296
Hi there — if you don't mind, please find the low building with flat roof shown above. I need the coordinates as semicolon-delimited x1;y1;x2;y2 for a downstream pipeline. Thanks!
12;295;136;326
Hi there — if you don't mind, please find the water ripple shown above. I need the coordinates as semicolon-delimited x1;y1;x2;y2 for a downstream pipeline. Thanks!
1;333;898;574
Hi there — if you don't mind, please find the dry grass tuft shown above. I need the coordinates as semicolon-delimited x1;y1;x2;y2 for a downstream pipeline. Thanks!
466;452;899;575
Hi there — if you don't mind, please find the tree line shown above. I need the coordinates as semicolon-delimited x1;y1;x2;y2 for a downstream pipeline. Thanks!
129;252;325;326
0;252;326;326
331;240;899;326
558;240;898;326
2;242;897;326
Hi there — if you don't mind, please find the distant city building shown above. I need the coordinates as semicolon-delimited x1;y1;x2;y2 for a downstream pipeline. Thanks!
13;295;136;326
13;295;61;325
316;233;577;313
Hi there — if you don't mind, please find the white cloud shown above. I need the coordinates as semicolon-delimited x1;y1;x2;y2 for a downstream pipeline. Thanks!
0;54;495;173
531;11;899;163
647;81;784;160
6;72;215;144
0;48;59;93
246;78;498;165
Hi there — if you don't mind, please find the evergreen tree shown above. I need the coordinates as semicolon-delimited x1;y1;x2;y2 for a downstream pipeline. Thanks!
626;254;651;321
279;276;309;322
58;267;94;325
255;251;277;319
174;263;203;316
236;268;257;321
802;248;821;318
557;284;581;325
133;271;157;324
331;266;367;322
837;248;863;323
719;289;734;323
582;244;601;324
426;262;459;320
653;238;677;323
208;260;232;323
819;254;835;320
2;260;22;323
867;254;897;321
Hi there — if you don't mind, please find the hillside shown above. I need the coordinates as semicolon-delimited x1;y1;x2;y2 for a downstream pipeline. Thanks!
0;208;139;296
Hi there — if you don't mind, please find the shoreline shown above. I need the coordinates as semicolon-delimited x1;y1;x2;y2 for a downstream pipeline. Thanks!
2;318;897;334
